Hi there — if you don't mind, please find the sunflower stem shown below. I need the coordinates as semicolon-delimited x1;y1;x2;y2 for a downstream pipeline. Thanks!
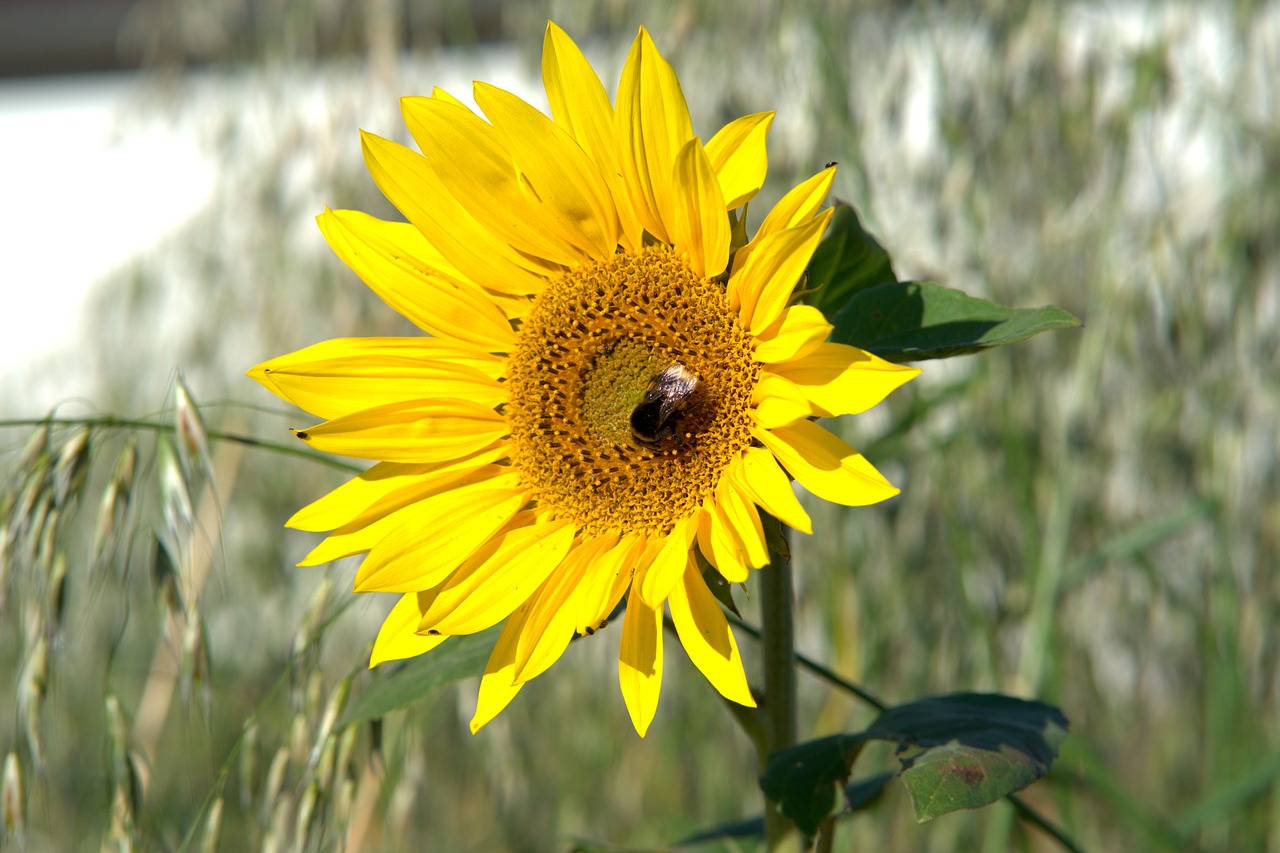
761;527;797;849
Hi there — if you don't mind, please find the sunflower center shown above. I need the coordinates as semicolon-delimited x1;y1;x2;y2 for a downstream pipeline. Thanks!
506;246;759;537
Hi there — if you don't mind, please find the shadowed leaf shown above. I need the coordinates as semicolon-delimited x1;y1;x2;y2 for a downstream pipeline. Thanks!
830;280;1081;362
697;551;740;616
342;626;502;725
673;814;764;846
806;201;898;318
866;693;1069;822
760;693;1068;833
759;733;862;836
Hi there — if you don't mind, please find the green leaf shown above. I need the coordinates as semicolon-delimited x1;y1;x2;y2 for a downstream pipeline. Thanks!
341;626;501;725
759;733;862;837
664;776;889;852
806;201;897;318
830;280;1082;362
864;693;1069;823
695;550;740;616
673;815;764;846
758;693;1068;833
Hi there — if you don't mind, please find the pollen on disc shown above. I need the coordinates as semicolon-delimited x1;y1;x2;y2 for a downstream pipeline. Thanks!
505;246;758;537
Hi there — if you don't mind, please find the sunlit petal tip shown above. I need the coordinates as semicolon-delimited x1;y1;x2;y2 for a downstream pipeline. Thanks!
753;304;834;364
618;591;664;737
469;607;530;733
705;111;775;209
755;420;901;507
369;592;449;667
428;87;467;109
669;561;755;707
770;342;922;418
671;137;730;278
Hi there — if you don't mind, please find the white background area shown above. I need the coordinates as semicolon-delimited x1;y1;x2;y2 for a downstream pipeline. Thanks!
0;72;216;415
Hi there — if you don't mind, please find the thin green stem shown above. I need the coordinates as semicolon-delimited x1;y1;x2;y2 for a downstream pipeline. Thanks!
760;532;797;850
1007;794;1085;853
0;416;363;472
728;613;886;712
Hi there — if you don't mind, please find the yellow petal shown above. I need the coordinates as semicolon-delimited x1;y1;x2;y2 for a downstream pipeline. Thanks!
317;208;516;350
716;474;769;569
752;305;833;364
752;373;815;429
252;336;504;386
353;476;528;592
370;591;448;666
474;81;618;259
295;465;508;565
287;448;509;533
419;518;575;635
400;96;586;266
575;532;638;635
768;343;921;418
296;499;410;567
695;502;748;583
737;446;813;535
514;535;614;682
636;517;694;609
753;420;899;507
618;589;664;737
729;210;832;334
249;337;506;421
541;22;642;252
470;601;531;733
360;132;558;294
668;559;756;706
335;206;529;320
291;398;506;463
670;138;730;278
756;165;836;238
705;112;773;208
616;27;694;243
429;86;468;109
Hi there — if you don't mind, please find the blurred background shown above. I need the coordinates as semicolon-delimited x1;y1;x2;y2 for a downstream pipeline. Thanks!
2;0;1278;850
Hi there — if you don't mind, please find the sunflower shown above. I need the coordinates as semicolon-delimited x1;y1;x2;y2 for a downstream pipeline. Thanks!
249;22;920;736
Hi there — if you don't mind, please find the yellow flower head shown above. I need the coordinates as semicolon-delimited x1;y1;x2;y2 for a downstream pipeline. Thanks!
249;22;920;736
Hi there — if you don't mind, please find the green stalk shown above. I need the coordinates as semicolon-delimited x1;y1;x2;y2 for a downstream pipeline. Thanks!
761;533;797;849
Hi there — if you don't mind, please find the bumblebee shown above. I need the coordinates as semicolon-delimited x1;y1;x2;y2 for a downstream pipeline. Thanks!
630;363;701;446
